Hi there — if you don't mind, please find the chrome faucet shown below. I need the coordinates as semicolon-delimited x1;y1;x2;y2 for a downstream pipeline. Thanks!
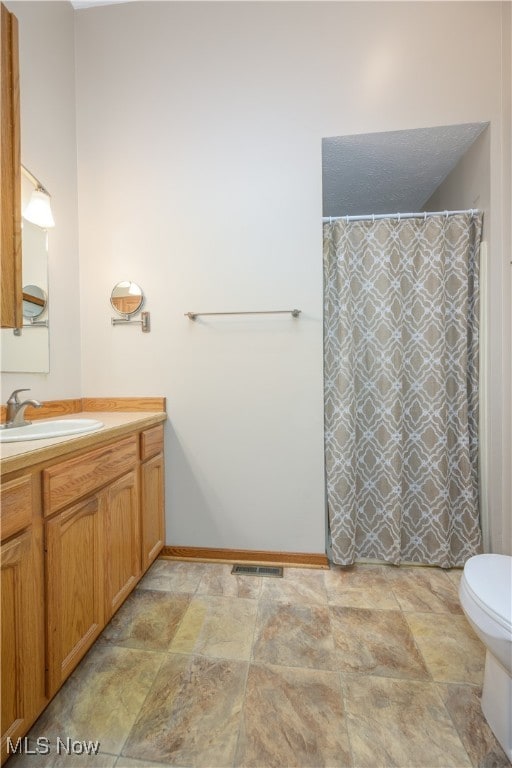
3;389;42;428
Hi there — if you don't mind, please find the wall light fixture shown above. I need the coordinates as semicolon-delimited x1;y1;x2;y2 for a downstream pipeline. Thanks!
21;165;55;228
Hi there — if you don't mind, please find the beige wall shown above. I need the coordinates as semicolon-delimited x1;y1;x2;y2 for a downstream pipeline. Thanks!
423;128;490;227
1;2;508;557
2;1;81;401
74;1;511;555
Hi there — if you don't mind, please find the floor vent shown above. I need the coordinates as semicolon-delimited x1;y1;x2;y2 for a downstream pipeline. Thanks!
231;564;283;578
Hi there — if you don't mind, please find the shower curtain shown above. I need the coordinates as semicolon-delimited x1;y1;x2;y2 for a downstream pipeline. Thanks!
324;211;483;567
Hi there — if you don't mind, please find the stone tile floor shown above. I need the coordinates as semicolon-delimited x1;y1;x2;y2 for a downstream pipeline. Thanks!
7;560;510;768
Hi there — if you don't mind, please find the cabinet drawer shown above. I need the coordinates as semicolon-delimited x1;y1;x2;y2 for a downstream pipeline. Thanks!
43;435;138;517
0;475;33;541
140;425;164;461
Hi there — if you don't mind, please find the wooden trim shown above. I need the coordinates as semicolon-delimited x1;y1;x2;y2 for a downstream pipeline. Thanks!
0;399;81;423
0;397;166;424
82;397;166;412
22;291;45;307
0;2;22;330
11;5;21;330
29;399;82;420
161;546;329;569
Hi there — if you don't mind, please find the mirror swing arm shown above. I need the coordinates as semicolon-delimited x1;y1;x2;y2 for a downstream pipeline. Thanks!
111;311;150;333
13;318;48;336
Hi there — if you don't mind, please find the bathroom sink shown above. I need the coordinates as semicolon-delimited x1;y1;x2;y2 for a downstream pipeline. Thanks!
0;418;104;443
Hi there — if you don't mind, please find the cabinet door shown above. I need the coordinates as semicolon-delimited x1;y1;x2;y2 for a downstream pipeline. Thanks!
104;469;141;619
45;496;104;697
0;2;22;329
141;453;165;571
1;529;44;762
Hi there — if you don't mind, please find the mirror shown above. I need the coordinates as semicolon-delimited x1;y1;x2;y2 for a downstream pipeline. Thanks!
23;284;47;320
0;211;50;373
110;281;144;317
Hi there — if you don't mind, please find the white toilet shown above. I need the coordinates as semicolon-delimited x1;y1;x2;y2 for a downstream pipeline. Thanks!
459;553;512;760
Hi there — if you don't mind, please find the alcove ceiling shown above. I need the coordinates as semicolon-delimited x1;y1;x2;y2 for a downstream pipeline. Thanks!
322;122;488;217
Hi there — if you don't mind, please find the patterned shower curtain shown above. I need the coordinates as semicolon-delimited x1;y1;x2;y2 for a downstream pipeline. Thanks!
324;212;483;567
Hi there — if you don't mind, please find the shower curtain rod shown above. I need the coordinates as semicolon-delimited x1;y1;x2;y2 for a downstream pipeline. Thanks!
322;209;479;223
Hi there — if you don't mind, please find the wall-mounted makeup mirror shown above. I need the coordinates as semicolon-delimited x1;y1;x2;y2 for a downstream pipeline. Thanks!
110;281;144;317
110;281;151;332
0;204;50;373
23;284;47;320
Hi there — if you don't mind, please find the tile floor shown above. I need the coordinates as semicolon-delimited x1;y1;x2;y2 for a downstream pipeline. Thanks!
7;559;510;768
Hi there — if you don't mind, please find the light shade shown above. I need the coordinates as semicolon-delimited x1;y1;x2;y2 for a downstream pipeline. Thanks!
23;187;55;228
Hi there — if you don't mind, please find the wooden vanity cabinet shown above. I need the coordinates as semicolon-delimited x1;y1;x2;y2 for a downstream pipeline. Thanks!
0;2;22;329
0;474;45;764
0;417;166;762
140;425;165;571
43;435;140;695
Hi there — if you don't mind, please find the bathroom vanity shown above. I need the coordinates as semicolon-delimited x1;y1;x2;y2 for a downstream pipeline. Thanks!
0;408;166;764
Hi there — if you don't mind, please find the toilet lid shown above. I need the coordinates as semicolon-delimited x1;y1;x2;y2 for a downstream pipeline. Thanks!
463;554;512;626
